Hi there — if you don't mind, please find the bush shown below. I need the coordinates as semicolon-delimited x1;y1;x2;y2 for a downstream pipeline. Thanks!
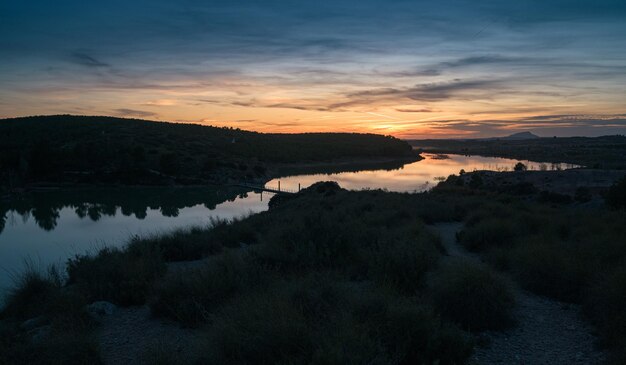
606;176;626;209
538;190;572;204
67;244;165;306
458;218;517;252
364;236;439;294
198;289;314;365
0;267;99;365
584;265;626;353
129;226;222;262
150;251;266;326
508;238;586;302
430;259;515;331
1;266;63;320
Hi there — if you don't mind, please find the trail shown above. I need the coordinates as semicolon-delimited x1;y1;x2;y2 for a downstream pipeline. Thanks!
430;223;606;365
98;306;199;365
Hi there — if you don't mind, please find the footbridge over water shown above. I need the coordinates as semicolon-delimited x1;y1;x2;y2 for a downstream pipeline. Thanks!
234;182;300;195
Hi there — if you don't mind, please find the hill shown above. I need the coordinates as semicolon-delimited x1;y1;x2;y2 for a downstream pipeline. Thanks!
500;131;540;140
0;115;415;189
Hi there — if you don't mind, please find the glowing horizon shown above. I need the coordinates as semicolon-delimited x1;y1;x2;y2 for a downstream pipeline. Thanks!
1;1;626;138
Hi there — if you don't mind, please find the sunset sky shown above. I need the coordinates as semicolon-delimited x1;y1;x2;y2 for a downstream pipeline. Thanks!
1;0;625;138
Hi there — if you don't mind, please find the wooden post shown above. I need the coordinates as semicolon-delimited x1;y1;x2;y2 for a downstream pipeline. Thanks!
298;183;301;192
278;181;281;192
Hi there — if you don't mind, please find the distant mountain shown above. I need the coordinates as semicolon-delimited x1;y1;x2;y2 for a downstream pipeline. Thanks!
501;131;540;140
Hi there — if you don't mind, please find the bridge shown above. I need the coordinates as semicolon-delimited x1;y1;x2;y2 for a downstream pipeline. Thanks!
234;182;300;195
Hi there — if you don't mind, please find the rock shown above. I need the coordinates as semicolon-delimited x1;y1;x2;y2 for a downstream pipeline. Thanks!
20;316;48;331
86;301;117;322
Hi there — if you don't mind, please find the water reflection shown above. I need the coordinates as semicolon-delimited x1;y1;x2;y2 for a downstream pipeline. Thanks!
0;187;252;234
0;187;271;294
266;153;578;193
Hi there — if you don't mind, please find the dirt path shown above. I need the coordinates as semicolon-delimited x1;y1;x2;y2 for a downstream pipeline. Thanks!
431;223;606;365
98;306;200;365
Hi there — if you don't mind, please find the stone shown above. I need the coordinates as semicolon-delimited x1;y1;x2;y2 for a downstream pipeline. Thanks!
86;301;117;321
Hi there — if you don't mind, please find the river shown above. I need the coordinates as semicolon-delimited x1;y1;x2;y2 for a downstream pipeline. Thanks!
0;153;575;295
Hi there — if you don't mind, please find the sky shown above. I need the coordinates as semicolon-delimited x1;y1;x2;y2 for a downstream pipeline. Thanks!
1;0;625;138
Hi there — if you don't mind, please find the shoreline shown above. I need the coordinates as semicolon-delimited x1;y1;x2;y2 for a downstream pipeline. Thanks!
1;154;422;201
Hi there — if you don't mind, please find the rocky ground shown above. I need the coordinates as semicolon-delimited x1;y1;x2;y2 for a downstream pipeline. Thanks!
98;305;200;365
431;223;607;365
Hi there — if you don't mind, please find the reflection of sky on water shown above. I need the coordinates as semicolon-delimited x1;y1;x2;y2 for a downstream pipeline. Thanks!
0;191;269;296
266;154;577;192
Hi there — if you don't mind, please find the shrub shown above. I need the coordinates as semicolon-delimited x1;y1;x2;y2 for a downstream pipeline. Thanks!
458;218;517;252
128;226;222;262
1;266;63;320
150;251;266;326
430;259;515;331
514;162;527;171
364;237;440;294
508;237;587;302
606;176;626;209
378;299;472;365
67;244;165;306
538;190;572;204
584;265;626;353
0;267;99;365
198;289;314;365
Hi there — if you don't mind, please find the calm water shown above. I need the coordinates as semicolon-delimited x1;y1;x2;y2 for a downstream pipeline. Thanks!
0;153;574;295
265;153;576;192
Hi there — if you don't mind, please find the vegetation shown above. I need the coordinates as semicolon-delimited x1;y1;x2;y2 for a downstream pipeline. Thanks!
3;173;625;363
430;259;515;331
606;175;626;209
410;135;626;169
441;181;626;362
0;265;100;365
66;244;166;306
1;183;491;364
0;115;414;189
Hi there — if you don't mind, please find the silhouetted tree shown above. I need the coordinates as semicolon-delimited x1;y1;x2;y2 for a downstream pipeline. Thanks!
514;162;527;172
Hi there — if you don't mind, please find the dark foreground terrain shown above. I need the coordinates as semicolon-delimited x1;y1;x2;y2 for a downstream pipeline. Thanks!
2;172;625;364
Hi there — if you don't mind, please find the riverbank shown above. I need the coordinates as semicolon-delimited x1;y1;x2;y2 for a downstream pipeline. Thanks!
0;154;422;201
409;135;626;169
2;177;625;364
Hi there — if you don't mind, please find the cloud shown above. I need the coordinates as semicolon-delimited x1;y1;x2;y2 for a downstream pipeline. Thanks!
346;79;501;102
70;52;109;67
113;108;156;117
395;108;434;113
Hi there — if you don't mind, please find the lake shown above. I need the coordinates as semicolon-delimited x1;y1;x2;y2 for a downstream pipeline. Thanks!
0;153;575;295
